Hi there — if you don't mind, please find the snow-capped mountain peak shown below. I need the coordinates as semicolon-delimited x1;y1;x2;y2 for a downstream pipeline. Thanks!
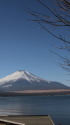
0;70;69;91
0;70;45;85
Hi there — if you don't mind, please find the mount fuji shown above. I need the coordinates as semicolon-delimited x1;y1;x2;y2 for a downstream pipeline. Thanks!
0;70;69;92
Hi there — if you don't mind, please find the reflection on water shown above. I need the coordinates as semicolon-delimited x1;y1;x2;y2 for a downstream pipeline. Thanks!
0;95;70;125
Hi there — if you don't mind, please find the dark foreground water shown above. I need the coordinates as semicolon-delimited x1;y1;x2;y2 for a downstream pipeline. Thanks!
0;95;70;125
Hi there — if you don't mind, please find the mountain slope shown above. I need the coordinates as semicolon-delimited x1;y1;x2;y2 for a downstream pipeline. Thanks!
0;70;69;92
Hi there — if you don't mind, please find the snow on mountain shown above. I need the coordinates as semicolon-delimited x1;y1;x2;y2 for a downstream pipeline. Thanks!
0;70;69;91
0;70;45;85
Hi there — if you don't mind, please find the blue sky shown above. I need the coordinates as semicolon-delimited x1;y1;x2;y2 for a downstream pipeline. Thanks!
0;0;69;86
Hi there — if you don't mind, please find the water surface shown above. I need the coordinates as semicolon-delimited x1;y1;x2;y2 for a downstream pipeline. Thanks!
0;95;70;125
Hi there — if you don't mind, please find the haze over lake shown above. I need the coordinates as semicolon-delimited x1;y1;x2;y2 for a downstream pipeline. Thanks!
0;95;70;125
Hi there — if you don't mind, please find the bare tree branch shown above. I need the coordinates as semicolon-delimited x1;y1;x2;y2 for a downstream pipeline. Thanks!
27;0;70;72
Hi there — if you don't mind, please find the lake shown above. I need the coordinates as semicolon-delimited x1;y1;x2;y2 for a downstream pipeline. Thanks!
0;95;70;125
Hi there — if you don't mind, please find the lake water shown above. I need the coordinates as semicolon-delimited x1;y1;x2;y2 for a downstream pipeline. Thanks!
0;95;70;125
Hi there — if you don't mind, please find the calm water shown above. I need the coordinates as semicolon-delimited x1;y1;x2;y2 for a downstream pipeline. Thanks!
0;95;70;125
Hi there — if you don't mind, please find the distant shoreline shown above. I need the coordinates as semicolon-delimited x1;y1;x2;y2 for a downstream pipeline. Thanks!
0;89;70;97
